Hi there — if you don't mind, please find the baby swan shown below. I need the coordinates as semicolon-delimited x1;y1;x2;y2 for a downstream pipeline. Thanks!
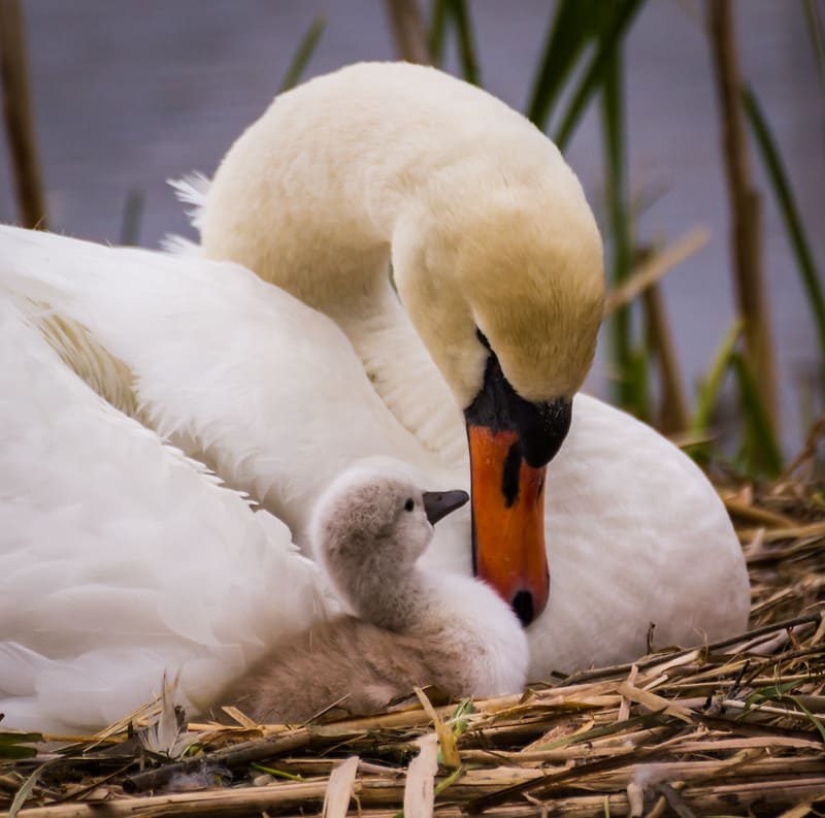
219;465;528;723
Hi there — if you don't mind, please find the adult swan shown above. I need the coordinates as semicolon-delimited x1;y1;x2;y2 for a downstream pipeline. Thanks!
0;62;749;732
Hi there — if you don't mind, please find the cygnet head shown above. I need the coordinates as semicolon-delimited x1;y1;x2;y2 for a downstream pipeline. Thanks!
311;465;468;621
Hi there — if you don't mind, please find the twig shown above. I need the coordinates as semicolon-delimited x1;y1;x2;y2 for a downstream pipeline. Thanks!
558;612;823;686
722;497;796;528
779;415;825;480
465;742;668;813
656;782;699;818
123;730;310;793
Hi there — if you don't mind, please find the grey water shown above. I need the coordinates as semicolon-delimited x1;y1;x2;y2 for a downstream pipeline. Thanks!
1;0;822;453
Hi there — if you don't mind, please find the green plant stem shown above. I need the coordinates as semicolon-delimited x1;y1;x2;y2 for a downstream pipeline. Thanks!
802;0;825;95
428;0;448;65
279;16;326;93
448;0;479;86
426;0;478;83
690;320;743;447
742;84;825;377
600;38;638;414
526;0;598;128
554;0;645;151
730;350;784;476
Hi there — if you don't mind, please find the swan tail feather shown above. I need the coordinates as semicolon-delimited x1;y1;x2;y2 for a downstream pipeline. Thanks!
167;172;211;231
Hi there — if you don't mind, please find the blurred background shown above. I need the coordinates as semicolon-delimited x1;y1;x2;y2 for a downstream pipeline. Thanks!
1;0;823;473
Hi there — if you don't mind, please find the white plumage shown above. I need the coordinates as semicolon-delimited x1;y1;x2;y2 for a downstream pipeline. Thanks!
0;297;326;732
0;62;749;733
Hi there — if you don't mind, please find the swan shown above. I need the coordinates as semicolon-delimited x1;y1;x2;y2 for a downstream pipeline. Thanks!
0;62;749;732
219;463;527;723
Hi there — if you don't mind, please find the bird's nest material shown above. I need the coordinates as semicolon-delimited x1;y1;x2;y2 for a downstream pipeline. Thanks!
2;467;824;818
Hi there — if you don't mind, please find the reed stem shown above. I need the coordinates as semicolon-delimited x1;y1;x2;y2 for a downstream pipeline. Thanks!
643;283;689;434
0;0;48;229
384;0;431;64
706;0;779;435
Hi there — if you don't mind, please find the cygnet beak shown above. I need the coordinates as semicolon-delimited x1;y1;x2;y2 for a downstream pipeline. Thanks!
422;490;469;526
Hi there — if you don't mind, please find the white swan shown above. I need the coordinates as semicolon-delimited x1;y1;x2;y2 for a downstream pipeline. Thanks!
0;62;749;733
219;463;527;723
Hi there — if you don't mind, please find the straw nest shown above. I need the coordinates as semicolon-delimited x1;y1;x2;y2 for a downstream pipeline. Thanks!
2;457;823;818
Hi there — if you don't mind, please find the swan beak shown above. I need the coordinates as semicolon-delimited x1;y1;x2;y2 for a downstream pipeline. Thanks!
422;489;470;525
463;339;572;625
467;425;548;627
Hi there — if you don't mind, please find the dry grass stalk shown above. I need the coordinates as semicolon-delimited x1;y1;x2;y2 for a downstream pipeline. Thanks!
643;283;689;433
779;416;825;481
706;0;779;431
603;227;708;434
603;227;709;316
722;495;796;528
0;0;48;229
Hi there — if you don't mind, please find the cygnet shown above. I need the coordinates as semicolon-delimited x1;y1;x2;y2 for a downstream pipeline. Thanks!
218;465;528;722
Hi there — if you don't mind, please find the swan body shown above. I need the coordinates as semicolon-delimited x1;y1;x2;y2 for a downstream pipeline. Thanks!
220;464;527;722
0;62;750;732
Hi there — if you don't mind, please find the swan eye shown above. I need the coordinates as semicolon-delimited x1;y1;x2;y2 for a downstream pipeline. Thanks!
404;498;415;512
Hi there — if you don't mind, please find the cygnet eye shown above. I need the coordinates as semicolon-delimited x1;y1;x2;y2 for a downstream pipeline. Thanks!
404;498;415;512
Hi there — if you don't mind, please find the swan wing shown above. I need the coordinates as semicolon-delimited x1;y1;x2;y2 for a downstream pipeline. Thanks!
0;297;326;733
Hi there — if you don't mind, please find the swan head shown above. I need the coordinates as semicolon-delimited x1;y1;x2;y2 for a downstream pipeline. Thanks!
393;164;604;625
312;464;468;616
394;182;603;409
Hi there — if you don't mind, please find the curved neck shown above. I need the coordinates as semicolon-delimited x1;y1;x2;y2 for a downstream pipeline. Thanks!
201;93;471;462
335;283;467;465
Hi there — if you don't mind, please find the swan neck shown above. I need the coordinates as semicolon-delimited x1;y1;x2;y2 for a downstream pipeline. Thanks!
327;541;432;633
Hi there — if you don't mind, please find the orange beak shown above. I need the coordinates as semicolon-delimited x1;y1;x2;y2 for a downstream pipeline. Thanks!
467;424;549;626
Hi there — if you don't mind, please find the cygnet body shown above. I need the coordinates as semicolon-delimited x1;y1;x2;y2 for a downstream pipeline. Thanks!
219;465;528;723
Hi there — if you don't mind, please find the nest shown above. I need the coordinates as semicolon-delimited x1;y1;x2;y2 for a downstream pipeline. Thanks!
2;469;824;818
